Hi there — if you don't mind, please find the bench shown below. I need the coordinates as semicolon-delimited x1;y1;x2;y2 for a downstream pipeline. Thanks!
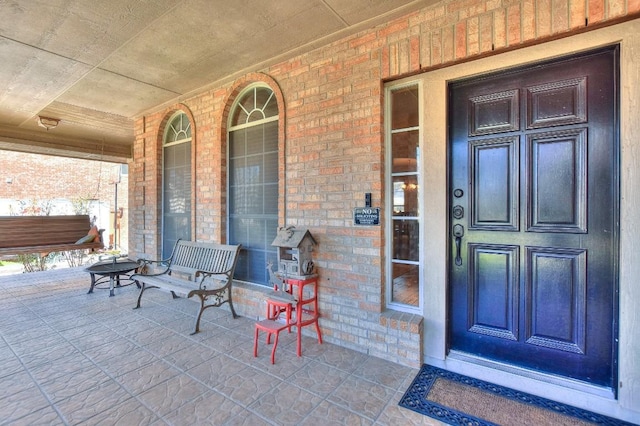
0;215;104;256
131;240;241;334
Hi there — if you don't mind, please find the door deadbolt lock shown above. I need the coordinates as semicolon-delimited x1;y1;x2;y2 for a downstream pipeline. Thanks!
453;205;464;219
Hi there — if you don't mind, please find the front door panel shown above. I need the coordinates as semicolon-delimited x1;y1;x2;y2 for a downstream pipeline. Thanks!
449;47;618;388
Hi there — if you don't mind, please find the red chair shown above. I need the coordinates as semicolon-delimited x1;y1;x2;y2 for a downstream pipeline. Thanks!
253;297;293;364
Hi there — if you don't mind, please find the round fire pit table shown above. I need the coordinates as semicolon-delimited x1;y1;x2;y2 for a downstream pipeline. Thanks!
86;258;139;297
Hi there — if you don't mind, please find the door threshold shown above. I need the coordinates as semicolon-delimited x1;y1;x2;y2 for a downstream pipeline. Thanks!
440;351;615;402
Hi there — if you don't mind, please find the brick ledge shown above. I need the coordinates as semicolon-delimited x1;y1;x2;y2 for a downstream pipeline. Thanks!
379;309;423;334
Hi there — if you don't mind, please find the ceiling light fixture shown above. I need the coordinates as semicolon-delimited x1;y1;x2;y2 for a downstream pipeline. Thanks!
37;116;60;130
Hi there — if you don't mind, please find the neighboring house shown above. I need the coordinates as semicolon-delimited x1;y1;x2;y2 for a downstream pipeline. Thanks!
0;151;128;251
127;5;638;424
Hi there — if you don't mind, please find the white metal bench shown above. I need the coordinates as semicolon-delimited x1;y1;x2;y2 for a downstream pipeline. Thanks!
131;240;241;334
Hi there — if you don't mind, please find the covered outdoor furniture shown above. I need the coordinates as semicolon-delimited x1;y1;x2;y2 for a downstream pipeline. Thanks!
131;240;241;334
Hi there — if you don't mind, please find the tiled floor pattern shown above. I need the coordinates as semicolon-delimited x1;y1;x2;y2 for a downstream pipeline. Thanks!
0;267;441;425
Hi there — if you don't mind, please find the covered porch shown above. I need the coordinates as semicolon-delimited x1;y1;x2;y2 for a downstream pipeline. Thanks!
2;1;640;422
0;267;429;425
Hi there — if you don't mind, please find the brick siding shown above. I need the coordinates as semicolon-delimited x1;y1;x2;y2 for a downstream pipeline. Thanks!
130;0;640;367
0;151;129;250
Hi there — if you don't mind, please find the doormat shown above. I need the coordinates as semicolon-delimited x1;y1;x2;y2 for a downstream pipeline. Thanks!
399;365;636;426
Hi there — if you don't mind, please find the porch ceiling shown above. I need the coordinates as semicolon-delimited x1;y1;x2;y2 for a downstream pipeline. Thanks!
0;0;432;163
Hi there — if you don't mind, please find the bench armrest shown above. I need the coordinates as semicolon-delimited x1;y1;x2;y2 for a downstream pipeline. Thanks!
136;258;171;275
195;269;232;290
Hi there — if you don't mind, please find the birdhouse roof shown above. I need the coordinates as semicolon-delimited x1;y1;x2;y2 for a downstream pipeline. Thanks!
271;227;317;248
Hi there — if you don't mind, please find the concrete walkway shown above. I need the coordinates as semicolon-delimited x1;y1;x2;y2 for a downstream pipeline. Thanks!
0;267;439;425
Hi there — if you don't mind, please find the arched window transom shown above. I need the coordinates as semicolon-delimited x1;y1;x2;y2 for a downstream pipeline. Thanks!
228;85;279;286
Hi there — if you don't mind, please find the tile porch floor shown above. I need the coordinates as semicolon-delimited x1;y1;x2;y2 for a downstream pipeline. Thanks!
0;267;440;425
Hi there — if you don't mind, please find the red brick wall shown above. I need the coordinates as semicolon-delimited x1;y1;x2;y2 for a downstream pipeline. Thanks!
0;151;115;201
130;0;640;365
0;151;129;249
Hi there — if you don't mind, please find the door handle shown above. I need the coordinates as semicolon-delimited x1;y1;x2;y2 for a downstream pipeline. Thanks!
453;224;464;266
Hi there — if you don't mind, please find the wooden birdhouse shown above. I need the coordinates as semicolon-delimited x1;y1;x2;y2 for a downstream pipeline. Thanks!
271;226;317;278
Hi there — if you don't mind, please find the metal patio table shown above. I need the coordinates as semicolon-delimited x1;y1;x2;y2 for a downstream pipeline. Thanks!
86;257;139;297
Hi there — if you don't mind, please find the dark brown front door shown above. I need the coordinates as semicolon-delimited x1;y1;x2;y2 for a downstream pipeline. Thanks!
448;46;618;388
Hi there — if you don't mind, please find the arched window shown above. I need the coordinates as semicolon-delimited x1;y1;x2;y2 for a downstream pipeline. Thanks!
228;85;279;285
162;111;192;258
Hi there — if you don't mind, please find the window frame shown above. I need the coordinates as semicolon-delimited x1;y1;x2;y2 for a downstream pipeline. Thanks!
161;110;192;259
384;80;423;313
226;83;280;286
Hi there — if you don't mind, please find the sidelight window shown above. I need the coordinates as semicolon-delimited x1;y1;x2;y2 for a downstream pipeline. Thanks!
385;83;422;311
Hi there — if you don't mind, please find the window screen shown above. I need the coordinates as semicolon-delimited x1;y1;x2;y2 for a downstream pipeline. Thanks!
163;112;192;259
228;86;279;285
